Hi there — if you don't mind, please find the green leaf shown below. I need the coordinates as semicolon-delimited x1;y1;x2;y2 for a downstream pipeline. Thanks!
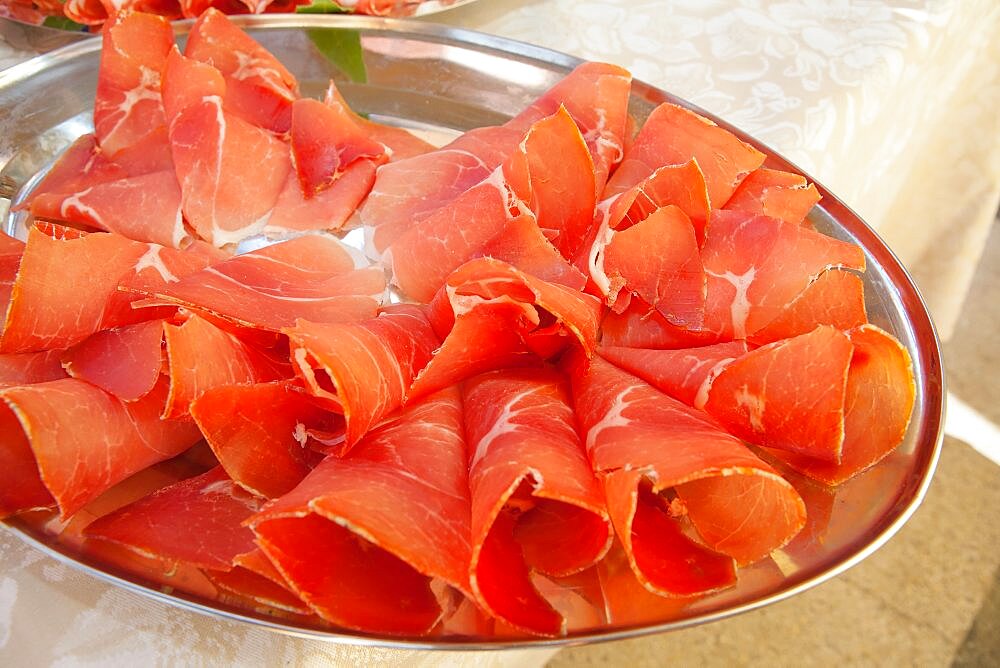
307;29;368;84
296;0;350;14
42;16;86;31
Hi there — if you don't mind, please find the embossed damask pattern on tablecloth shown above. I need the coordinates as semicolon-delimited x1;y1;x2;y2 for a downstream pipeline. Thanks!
2;1;999;665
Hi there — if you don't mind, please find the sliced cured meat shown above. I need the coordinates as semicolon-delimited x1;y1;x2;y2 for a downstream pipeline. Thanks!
161;46;227;127
265;155;378;236
705;326;854;462
599;295;725;350
190;381;336;498
502;106;596;260
16;136;125;211
63;319;165;401
85;467;262;572
570;355;805;584
362;125;522;254
169;95;291;247
762;325;915;486
0;234;24;319
63;0;106;25
596;543;690;626
701;210;866;340
285;304;437;448
28;170;187;248
290;97;386;197
604;103;765;207
747;269;868;346
128;236;383;332
184;9;299;133
508;61;632;195
0;405;55;517
0;349;67;387
478;214;587;291
322;81;434;161
93;12;173;157
724;167;821;225
386;170;524;303
464;368;610;636
0;229;216;354
599;341;748;409
163;313;286;418
251;389;471;635
0;377;201;519
408;258;602;401
209;551;312;615
591;205;705;327
602;160;711;244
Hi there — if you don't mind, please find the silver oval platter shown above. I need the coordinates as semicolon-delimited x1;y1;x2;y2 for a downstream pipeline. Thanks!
0;15;944;650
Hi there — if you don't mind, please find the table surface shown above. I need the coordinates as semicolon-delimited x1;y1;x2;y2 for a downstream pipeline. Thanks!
2;1;999;665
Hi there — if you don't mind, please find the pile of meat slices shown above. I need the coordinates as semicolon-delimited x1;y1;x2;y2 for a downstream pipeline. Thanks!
0;10;916;638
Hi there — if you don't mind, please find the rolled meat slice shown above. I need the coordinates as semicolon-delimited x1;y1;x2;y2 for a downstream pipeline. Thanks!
0;377;201;519
569;355;805;595
463;367;611;636
407;257;602;402
251;388;471;636
285;303;438;449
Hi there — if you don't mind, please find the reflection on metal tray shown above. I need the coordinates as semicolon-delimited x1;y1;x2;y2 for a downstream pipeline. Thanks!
0;15;944;650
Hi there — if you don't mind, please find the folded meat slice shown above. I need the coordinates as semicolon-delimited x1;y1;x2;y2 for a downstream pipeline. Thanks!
93;12;173;157
209;547;313;616
603;103;765;207
127;236;383;332
85;467;263;572
184;9;299;133
724;167;821;225
508;61;632;195
62;319;166;402
251;389;471;635
407;258;602;401
322;81;434;161
191;381;336;498
0;349;67;387
28;170;186;248
264;160;378;237
569;355;805;594
0;377;201;519
761;325;915;486
701;210;866;340
0;234;24;320
599;341;748;409
285;304;438;449
0;228;217;354
163;313;287;418
464;368;611;636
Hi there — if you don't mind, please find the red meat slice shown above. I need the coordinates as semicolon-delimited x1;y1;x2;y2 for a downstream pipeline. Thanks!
701;210;866;340
762;325;915;486
0;234;24;319
28;170;186;248
85;467;262;572
0;405;56;517
251;389;471;635
570;355;805;585
724;167;821;225
63;0;107;25
285;304;438;449
464;368;611;636
704;326;854;463
478;214;587;291
408;258;602;401
161;46;226;127
169;95;291;247
207;547;312;615
0;349;67;387
184;9;299;133
748;268;868;346
93;12;173;157
362;125;524;254
592;205;705;326
604;103;765;207
322;81;434;161
599;341;748;409
62;319;165;401
290;97;386;197
0;228;216;354
191;381;336;498
0;377;201;519
163;313;287;418
127;236;383;332
508;61;632;195
265;156;378;236
17;136;126;210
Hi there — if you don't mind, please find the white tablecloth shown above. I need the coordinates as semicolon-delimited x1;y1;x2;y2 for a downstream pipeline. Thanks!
2;1;999;665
